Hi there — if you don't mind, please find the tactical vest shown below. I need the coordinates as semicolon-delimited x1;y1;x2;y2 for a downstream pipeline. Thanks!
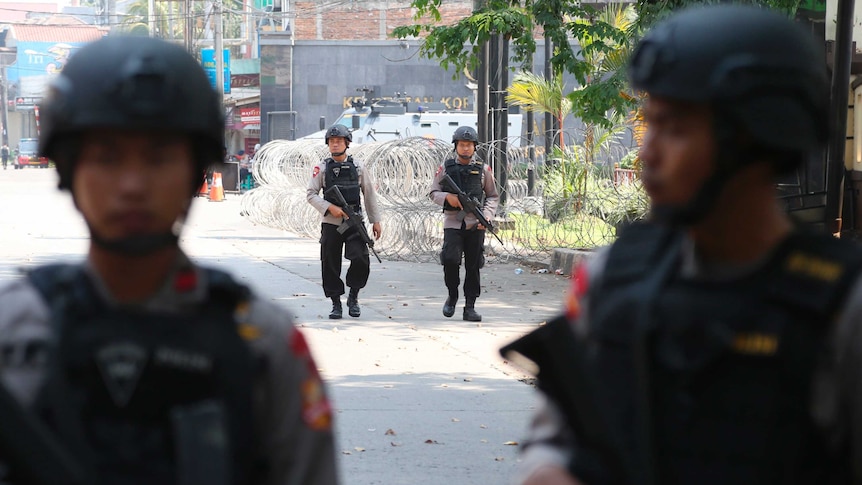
25;264;263;485
576;223;861;485
323;157;361;212
442;158;484;212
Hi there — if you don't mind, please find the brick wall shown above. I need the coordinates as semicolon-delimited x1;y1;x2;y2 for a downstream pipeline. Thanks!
292;1;473;40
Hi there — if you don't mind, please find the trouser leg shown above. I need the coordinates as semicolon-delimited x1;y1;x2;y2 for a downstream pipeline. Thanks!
320;223;345;297
441;228;464;296
344;230;371;290
462;228;485;299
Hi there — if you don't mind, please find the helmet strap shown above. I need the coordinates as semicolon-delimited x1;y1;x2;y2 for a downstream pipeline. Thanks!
90;229;179;257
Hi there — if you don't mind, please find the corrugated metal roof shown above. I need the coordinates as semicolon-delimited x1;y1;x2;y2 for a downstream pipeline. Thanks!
11;24;106;43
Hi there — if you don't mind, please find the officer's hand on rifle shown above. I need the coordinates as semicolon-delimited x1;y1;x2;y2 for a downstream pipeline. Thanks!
328;204;347;219
372;222;382;240
445;193;462;209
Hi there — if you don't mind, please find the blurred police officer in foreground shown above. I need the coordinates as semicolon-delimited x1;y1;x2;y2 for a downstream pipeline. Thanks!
429;126;499;322
306;125;382;319
512;5;862;485
0;36;338;485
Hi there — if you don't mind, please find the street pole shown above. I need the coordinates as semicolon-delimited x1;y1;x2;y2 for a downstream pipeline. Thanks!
825;0;855;236
214;0;224;104
0;65;7;147
148;0;155;37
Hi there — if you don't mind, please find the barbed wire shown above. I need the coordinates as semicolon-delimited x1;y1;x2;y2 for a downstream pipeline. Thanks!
241;136;647;264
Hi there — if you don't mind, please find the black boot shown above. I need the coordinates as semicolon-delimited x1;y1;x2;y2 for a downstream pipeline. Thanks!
347;288;361;318
463;298;482;322
329;297;342;319
443;290;458;318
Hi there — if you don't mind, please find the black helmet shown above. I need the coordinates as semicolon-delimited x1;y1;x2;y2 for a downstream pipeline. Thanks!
324;124;352;145
628;5;828;154
452;126;479;144
39;35;223;190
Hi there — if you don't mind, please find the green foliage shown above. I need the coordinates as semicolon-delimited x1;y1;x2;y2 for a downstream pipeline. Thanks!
500;212;616;249
582;178;649;229
392;1;534;75
635;0;801;28
618;148;638;169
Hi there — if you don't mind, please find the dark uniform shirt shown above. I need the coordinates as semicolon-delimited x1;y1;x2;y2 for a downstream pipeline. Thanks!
514;236;862;484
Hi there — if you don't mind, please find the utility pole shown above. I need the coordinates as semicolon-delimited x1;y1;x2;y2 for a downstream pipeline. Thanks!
214;0;224;104
148;0;156;37
824;0;856;236
0;65;8;147
184;0;195;53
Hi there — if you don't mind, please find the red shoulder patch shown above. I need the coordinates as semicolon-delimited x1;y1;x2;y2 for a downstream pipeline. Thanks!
312;166;320;178
485;164;492;171
288;328;333;431
435;165;443;177
173;269;197;293
564;262;590;320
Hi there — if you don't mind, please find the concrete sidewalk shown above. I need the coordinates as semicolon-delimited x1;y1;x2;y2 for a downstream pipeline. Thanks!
0;170;583;485
182;195;577;485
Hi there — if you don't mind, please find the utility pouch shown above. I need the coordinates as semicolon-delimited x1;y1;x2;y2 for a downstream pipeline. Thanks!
172;400;232;485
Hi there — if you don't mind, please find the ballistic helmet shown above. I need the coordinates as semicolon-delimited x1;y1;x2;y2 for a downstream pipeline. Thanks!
39;35;224;191
628;5;828;155
452;126;479;145
325;124;352;145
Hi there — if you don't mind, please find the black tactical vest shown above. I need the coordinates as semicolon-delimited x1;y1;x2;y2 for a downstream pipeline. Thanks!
442;158;484;211
323;156;361;211
25;264;263;485
576;223;861;485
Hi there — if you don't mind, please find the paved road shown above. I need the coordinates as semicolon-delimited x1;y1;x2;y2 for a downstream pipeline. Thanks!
0;168;575;485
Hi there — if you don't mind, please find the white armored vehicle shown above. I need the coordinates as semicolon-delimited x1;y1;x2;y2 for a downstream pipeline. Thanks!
302;97;523;147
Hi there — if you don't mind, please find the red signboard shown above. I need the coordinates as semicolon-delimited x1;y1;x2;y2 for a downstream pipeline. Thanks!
240;107;260;126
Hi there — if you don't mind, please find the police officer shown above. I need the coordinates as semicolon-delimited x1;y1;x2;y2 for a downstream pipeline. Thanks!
512;5;862;485
0;36;338;485
429;126;499;322
306;125;382;319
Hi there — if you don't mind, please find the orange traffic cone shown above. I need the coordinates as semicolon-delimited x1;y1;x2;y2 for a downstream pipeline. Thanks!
209;172;225;202
198;176;208;197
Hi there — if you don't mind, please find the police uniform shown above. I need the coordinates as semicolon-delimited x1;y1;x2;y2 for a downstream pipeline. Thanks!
0;252;339;485
428;156;499;309
510;4;862;484
306;155;381;299
515;224;862;484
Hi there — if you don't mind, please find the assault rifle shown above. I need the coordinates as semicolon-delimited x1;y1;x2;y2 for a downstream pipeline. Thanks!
500;316;633;483
324;185;382;263
0;382;91;485
440;173;504;245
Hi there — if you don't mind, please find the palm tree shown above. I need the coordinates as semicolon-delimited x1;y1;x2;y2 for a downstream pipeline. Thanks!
507;70;571;149
507;4;638;218
120;0;179;38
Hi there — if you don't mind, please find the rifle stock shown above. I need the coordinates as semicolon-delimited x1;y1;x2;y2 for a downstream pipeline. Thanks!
324;185;382;263
500;316;631;482
440;173;504;245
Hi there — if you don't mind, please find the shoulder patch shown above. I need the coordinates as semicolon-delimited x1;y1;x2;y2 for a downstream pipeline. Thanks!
435;165;443;177
565;262;590;320
485;164;492;171
289;328;332;431
312;166;320;178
